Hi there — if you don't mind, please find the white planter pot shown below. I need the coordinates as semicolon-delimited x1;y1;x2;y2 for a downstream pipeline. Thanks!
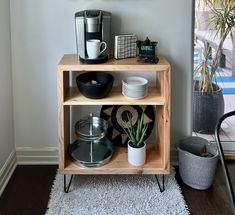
128;141;146;166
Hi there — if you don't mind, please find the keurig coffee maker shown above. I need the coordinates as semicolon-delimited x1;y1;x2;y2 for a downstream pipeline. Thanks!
75;10;111;64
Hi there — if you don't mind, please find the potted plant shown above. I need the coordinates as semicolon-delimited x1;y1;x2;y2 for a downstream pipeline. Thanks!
123;112;148;166
193;0;235;134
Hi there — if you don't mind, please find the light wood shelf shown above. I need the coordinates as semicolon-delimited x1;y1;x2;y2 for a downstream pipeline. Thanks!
57;54;171;175
60;144;169;175
58;54;170;72
64;87;165;106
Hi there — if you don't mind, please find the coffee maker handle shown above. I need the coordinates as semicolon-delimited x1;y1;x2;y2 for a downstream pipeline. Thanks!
99;41;107;56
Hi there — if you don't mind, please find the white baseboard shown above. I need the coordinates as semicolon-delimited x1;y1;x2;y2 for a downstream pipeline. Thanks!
15;146;178;166
221;141;235;152
16;147;59;165
0;150;17;196
0;146;177;196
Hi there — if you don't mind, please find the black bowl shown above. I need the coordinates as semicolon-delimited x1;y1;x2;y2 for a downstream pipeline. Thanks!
76;72;114;99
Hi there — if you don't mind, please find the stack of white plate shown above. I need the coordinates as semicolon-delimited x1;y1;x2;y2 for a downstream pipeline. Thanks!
122;76;148;99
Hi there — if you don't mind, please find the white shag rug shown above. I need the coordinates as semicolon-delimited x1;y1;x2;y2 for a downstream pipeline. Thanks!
46;170;189;215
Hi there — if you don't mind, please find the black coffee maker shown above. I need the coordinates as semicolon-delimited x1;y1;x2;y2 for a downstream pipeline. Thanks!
75;10;112;64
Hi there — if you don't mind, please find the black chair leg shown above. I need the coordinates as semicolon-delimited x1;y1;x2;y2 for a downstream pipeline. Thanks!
215;111;235;214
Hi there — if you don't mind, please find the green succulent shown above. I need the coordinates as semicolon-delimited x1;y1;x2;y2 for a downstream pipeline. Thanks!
122;112;148;148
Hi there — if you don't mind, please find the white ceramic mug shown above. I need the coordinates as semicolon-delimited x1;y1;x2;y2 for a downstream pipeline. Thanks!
86;39;107;59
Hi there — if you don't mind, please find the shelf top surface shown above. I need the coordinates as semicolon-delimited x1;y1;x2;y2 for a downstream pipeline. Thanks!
58;54;170;72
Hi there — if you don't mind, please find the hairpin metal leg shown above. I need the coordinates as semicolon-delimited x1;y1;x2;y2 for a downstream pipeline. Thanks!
155;175;165;192
64;174;74;193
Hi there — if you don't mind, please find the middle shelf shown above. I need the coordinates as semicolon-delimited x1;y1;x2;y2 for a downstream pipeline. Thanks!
64;87;165;106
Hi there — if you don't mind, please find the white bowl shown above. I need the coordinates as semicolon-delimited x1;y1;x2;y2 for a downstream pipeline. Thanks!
122;76;148;91
122;84;148;92
122;88;147;99
122;86;148;96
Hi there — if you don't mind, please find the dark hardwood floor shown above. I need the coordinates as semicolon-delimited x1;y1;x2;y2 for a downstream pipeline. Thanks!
0;165;57;215
0;162;234;215
175;162;235;215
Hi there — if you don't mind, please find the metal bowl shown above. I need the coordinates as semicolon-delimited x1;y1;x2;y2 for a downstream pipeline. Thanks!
69;138;114;168
122;76;148;91
75;116;108;141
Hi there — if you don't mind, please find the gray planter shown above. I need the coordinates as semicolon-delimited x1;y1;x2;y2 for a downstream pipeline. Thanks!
176;136;219;190
193;81;224;134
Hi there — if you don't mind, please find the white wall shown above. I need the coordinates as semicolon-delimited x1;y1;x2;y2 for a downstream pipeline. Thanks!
0;0;15;174
0;0;15;167
10;0;193;157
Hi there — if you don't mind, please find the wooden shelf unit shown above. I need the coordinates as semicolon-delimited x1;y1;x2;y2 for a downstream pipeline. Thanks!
58;54;171;175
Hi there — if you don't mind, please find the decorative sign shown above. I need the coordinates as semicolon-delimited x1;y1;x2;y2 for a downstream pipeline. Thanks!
100;105;155;147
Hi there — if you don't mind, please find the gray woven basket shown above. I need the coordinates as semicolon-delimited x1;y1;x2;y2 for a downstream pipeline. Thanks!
176;136;219;190
193;81;224;134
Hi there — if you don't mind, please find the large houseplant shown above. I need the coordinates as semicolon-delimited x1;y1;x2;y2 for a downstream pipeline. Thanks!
193;0;235;134
123;112;148;166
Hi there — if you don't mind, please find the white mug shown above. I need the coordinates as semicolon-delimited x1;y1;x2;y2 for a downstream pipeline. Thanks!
86;39;107;59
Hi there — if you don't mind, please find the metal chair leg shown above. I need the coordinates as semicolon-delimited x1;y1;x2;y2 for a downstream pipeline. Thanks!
155;175;165;192
215;111;235;214
64;174;74;193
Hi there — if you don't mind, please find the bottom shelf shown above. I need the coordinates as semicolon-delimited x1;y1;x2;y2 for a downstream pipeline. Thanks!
59;144;170;175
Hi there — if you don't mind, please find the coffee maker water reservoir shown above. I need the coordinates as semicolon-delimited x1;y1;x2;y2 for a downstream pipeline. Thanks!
75;10;112;64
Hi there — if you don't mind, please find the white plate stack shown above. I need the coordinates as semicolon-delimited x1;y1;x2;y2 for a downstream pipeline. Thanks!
122;76;148;99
